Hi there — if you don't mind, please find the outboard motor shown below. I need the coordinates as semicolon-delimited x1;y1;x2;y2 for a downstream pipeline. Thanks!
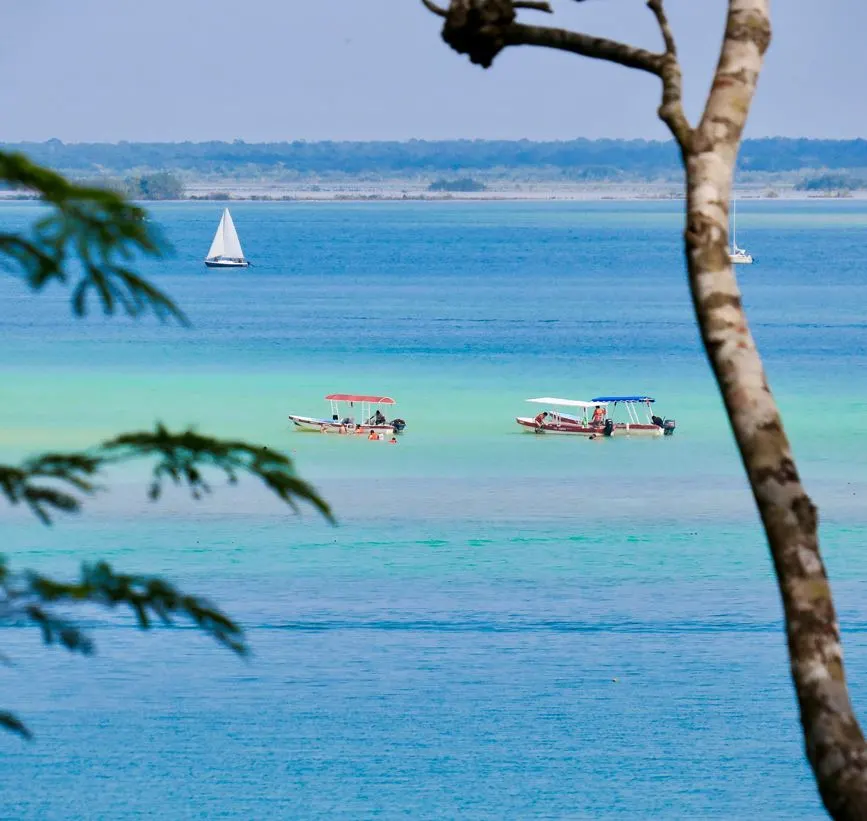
663;419;676;436
391;418;407;433
603;418;615;437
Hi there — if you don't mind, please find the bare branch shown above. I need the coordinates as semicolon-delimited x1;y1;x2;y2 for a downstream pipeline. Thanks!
420;0;447;17
513;1;552;12
647;0;676;55
646;0;692;147
507;22;660;74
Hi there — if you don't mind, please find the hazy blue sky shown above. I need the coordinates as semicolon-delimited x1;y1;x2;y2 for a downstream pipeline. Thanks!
0;0;863;142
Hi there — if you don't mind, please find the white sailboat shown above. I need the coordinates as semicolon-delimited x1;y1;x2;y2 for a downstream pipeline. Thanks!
204;208;249;268
729;197;753;265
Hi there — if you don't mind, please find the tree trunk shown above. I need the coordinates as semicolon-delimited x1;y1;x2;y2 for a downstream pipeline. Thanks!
683;157;867;820
422;0;867;814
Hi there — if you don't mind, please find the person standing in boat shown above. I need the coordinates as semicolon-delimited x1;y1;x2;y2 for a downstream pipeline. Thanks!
592;405;606;426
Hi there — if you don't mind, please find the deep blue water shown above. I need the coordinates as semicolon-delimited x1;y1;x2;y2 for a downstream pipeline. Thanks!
2;200;867;819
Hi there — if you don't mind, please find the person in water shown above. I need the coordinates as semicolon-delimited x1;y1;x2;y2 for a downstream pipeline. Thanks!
368;429;378;441
389;436;398;444
592;405;606;425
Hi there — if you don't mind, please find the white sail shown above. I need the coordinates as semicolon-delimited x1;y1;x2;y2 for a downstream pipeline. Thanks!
206;208;245;261
206;210;227;259
221;208;245;259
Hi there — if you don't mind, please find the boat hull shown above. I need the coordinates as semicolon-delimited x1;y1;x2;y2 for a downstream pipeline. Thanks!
516;417;664;437
288;415;402;434
205;258;249;268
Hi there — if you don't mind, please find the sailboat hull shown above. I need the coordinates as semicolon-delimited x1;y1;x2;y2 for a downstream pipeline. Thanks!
204;258;249;268
205;209;249;267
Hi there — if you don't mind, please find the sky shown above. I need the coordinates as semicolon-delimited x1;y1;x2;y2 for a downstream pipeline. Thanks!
0;0;864;143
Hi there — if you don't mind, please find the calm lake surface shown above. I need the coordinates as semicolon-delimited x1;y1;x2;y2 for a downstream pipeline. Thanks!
2;199;867;819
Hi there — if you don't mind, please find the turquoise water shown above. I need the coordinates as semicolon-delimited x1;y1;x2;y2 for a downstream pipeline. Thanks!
3;200;867;818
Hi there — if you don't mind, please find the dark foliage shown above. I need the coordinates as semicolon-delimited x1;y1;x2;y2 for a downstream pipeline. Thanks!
123;171;185;200
0;425;330;526
0;554;250;738
0;151;186;323
100;424;332;519
0;453;102;525
0;152;332;739
795;173;864;192
428;177;488;192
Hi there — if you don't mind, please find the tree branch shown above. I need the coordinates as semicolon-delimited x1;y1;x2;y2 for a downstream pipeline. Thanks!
424;0;678;131
513;1;552;12
506;22;661;74
100;424;333;521
0;453;102;524
0;426;332;525
0;152;187;324
646;0;692;147
423;0;663;71
0;556;253;737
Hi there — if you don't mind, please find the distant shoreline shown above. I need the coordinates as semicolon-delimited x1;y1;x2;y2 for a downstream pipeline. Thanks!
3;183;864;203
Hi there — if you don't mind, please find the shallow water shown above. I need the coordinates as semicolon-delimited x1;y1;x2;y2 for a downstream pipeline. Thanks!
2;200;867;818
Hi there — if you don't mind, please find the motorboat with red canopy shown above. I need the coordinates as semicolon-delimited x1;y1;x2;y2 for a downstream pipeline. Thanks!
289;394;406;434
516;396;675;437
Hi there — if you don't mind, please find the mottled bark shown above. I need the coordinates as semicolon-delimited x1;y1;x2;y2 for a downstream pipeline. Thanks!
684;4;867;818
422;0;867;817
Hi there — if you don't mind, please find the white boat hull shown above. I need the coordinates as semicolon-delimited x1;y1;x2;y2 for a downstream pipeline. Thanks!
516;417;664;437
288;415;401;435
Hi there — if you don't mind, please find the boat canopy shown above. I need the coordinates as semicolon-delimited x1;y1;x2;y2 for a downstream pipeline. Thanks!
325;394;395;404
591;395;655;403
527;397;596;408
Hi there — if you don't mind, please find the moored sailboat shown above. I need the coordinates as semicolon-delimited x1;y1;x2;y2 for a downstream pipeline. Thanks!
204;208;249;268
729;197;753;265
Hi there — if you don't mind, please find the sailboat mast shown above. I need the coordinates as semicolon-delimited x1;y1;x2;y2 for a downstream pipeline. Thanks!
732;196;737;249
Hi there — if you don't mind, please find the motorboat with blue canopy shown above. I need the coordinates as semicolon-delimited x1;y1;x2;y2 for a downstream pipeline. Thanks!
590;396;676;436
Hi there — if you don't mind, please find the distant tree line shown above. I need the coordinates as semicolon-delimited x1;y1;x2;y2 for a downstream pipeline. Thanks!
67;172;184;200
794;172;865;192
428;177;487;192
7;138;867;179
120;171;184;200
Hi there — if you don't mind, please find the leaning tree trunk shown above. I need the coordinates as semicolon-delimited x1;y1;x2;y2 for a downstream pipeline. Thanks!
684;5;867;816
421;0;867;815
